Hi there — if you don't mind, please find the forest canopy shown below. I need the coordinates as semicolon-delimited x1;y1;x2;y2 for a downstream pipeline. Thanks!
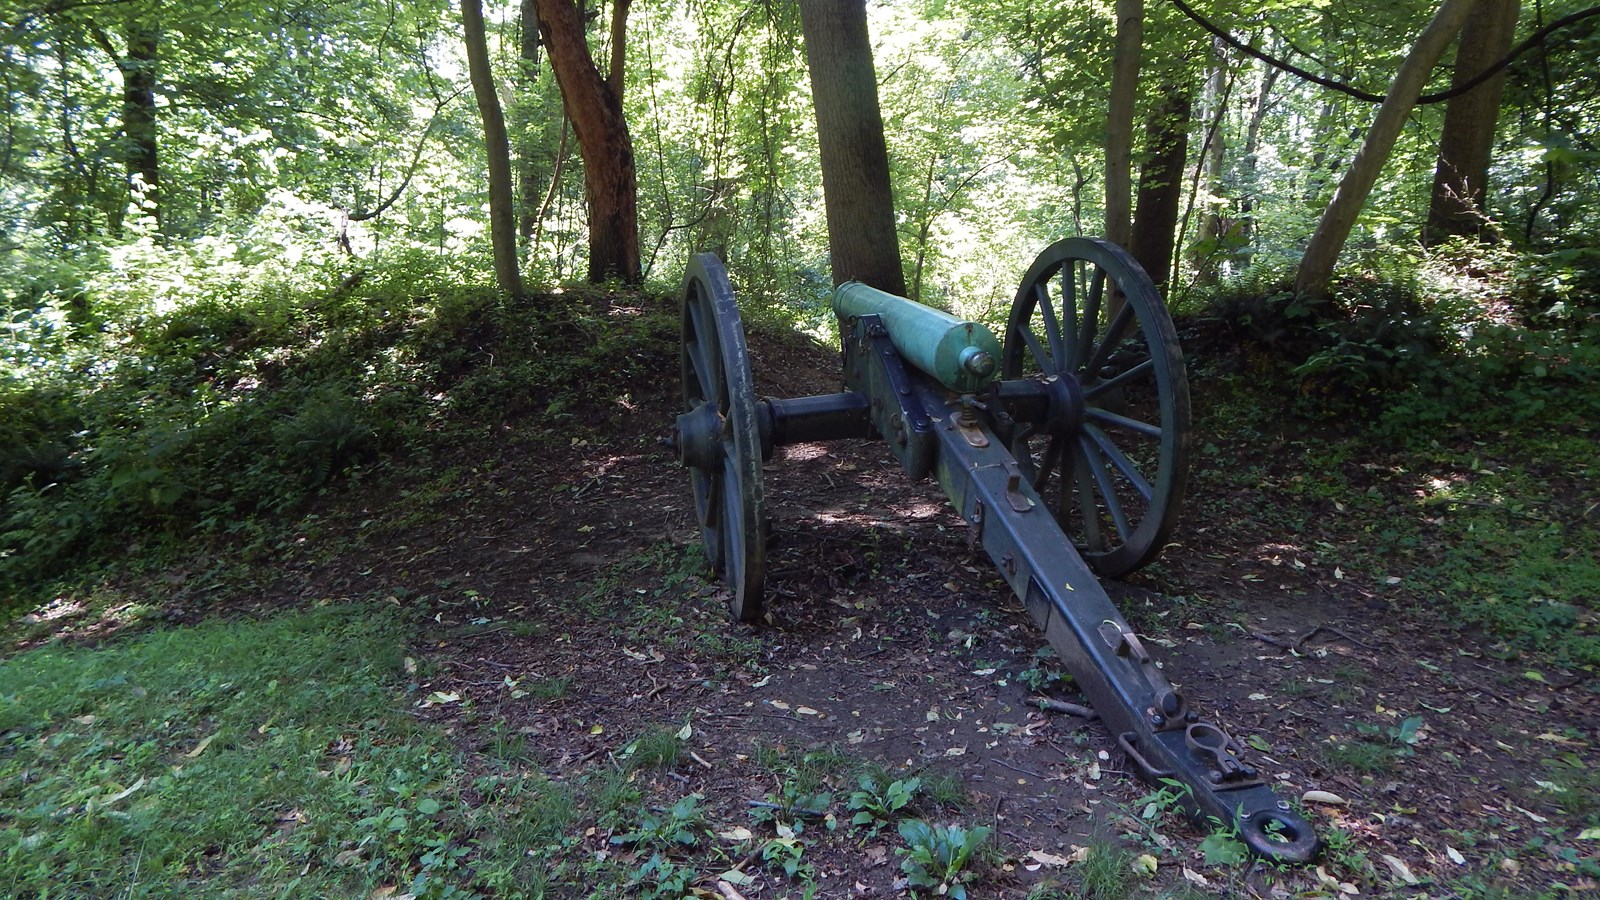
2;0;1597;311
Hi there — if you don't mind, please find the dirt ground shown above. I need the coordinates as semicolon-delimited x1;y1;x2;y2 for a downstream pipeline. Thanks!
200;300;1596;897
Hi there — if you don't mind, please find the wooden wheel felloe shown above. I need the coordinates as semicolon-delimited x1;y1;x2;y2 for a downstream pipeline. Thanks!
1001;238;1191;577
676;253;767;622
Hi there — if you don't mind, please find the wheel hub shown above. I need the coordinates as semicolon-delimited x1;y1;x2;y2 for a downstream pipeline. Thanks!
1043;373;1086;436
675;400;725;471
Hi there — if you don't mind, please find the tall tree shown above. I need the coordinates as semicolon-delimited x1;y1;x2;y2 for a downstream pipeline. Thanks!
1295;0;1477;298
1129;88;1192;294
462;0;525;298
533;0;641;282
1105;0;1143;247
88;12;161;233
797;0;906;294
516;0;543;248
1424;0;1520;244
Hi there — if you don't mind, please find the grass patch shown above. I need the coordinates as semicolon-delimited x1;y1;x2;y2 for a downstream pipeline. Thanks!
0;604;487;897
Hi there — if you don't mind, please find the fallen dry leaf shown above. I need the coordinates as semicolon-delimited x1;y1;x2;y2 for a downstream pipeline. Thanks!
1382;854;1419;884
1302;789;1349;806
185;732;219;758
1026;849;1073;868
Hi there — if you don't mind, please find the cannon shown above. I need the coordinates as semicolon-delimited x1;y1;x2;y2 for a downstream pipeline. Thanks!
671;238;1319;863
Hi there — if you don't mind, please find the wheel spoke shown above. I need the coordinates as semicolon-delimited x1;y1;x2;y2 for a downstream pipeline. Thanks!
1084;357;1153;399
1084;422;1154;501
688;298;723;403
1018;324;1053;374
1087;300;1136;375
1086;407;1162;439
687;337;715;400
1034;436;1063;492
1058;266;1079;367
1033;282;1067;370
702;466;725;570
1076;264;1102;372
1081;435;1132;543
1074;445;1103;552
1055;434;1076;523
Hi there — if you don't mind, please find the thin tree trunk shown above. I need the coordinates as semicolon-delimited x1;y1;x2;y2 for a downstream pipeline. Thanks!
609;0;631;97
1105;0;1142;247
1191;42;1229;285
463;0;526;298
534;0;641;282
1130;89;1192;296
1237;62;1281;268
517;0;542;247
798;0;906;294
1295;0;1476;299
1424;0;1519;245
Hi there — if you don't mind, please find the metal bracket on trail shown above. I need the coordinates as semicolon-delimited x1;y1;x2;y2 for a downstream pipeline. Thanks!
673;239;1321;864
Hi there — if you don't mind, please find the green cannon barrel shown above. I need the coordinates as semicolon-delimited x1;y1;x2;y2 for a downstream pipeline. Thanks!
831;282;1003;394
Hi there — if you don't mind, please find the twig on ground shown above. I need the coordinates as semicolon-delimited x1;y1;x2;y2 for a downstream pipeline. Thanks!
1301;624;1372;649
689;750;713;769
992;758;1047;780
715;880;750;900
1250;631;1300;652
1031;697;1097;719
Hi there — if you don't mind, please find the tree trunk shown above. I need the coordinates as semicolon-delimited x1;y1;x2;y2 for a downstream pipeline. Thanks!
517;0;542;248
1130;89;1192;296
91;18;161;232
1295;0;1476;299
1105;0;1142;247
123;20;159;230
463;0;526;298
1237;62;1281;268
797;0;906;294
1424;0;1519;245
533;0;641;283
1191;44;1228;286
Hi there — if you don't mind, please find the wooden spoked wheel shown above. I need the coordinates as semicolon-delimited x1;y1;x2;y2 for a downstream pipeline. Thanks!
1001;238;1191;577
679;253;767;622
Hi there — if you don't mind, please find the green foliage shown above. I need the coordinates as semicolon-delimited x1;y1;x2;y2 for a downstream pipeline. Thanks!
895;819;990;899
611;794;704;850
1197;828;1249;867
1194;250;1600;446
0;244;679;613
847;773;922;834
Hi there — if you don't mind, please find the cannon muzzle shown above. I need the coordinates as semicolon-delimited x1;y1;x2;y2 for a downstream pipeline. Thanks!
831;281;1002;393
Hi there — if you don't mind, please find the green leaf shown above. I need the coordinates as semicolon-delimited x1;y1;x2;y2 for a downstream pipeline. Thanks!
1199;830;1248;866
416;797;441;815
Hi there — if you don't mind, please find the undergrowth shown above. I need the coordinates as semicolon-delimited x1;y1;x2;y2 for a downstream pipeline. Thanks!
1181;247;1599;667
1;246;678;615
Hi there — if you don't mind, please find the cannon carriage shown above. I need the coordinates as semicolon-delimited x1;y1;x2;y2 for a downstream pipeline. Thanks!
671;238;1320;863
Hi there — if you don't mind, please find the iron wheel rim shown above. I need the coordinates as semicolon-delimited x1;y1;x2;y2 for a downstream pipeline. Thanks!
681;253;767;622
1001;237;1191;577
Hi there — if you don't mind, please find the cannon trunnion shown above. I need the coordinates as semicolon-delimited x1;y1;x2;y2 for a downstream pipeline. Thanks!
672;238;1320;864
